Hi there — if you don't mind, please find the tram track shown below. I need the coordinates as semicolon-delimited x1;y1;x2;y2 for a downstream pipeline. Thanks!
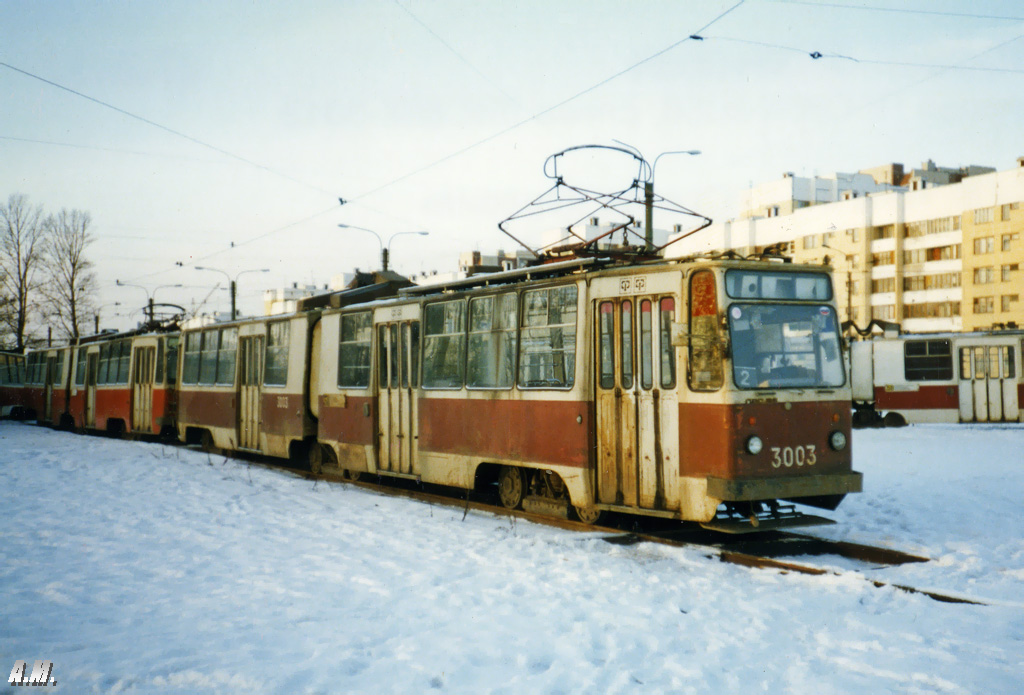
275;458;988;607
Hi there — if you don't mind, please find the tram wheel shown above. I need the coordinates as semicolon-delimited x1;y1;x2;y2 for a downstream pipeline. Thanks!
200;430;217;454
497;466;525;509
573;505;603;525
308;443;323;475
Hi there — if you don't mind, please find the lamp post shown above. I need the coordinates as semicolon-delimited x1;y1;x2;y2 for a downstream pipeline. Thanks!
93;301;120;334
823;244;854;323
337;224;429;272
115;281;183;323
645;149;701;251
194;266;270;321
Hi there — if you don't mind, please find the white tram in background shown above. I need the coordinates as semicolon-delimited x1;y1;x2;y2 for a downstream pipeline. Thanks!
307;256;860;531
851;328;1024;426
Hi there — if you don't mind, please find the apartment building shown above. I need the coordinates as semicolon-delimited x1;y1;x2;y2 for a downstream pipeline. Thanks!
668;159;1024;333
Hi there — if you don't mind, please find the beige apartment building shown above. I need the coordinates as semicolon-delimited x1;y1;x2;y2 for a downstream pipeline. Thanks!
669;158;1024;333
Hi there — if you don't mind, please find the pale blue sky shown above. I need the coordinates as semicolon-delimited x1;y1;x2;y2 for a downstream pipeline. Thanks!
2;0;1021;328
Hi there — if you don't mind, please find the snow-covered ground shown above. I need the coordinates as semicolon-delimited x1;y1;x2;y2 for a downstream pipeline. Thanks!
1;420;1022;694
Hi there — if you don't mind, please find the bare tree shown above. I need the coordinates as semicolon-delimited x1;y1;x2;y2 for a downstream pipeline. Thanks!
41;209;97;341
0;194;47;350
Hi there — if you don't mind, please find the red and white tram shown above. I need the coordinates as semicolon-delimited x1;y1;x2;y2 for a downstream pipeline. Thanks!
177;313;317;459
23;346;71;426
851;329;1024;426
0;350;27;418
309;256;861;530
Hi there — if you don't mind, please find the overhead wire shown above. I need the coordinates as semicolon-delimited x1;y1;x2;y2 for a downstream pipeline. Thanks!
0;60;334;196
764;0;1024;22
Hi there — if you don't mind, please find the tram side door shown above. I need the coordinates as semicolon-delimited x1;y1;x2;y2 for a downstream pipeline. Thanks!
84;352;98;427
595;297;674;509
131;346;155;432
44;355;57;421
376;321;419;475
959;345;1015;422
238;336;264;450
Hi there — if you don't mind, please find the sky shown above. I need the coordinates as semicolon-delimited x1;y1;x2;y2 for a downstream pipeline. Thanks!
2;0;1022;331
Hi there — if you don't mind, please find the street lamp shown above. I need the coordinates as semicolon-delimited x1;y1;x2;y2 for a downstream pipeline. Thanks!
115;281;183;323
822;244;854;324
93;301;120;334
643;149;700;252
337;224;429;272
194;266;270;321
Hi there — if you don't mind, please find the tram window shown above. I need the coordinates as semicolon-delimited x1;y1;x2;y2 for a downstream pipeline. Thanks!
216;328;238;386
155;340;165;384
689;271;724;391
988;346;1000;379
117;341;131;384
959;348;971;380
75;347;87;386
640;300;654;390
467;293;517;389
659;298;676;389
725;269;832;301
264;321;290;386
199;331;219;385
1004;346;1015;379
182;332;201;384
338;312;373;388
973;347;987;380
377;325;387;388
166;336;179;386
390;324;400;389
903;340;952;381
422;300;466;389
519;285;577;389
401;325;410;389
598;302;615;389
410;322;420;388
621;300;634;389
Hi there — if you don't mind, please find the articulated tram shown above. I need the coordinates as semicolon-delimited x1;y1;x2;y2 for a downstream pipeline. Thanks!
8;254;861;531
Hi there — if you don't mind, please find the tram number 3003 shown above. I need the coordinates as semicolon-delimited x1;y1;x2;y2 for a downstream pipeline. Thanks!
770;445;817;468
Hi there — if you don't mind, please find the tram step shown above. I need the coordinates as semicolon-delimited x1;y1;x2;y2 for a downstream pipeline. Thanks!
521;495;570;519
700;513;835;535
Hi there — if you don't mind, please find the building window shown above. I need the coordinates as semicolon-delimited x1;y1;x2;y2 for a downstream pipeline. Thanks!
873;225;895;240
872;305;895;320
973;267;994;284
904;301;960;319
802;235;818;250
1003;233;1019;252
973;297;994;314
1002;295;1019;313
1003;264;1019;282
973;207;993;224
903;273;961;291
974;237;994;254
903;245;961;264
871;278;895;293
871;251;895;266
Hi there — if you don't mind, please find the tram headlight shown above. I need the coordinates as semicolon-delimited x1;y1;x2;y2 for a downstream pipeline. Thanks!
745;435;763;455
829;430;848;451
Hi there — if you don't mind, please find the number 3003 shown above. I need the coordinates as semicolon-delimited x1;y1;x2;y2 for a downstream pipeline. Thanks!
770;445;816;468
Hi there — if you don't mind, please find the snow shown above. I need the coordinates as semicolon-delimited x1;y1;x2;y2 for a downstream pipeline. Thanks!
2;421;1022;694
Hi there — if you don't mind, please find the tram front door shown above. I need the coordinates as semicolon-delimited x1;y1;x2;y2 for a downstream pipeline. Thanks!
594;296;679;509
376;321;419;475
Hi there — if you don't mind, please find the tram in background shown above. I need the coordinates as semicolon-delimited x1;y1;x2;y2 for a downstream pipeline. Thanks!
851;328;1024;426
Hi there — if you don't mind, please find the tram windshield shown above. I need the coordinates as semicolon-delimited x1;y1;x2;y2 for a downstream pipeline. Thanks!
727;303;845;389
